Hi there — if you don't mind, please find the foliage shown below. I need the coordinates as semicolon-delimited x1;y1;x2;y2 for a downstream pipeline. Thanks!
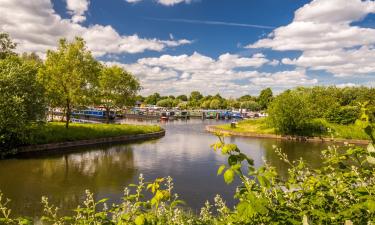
0;33;17;60
38;37;101;128
241;100;261;111
0;55;45;153
268;90;314;135
326;105;360;125
189;91;203;101
98;65;141;122
209;99;221;109
144;93;161;105
212;134;375;224
176;94;188;101
258;87;273;109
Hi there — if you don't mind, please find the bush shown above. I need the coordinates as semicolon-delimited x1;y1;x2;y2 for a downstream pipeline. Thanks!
267;90;313;135
326;105;359;125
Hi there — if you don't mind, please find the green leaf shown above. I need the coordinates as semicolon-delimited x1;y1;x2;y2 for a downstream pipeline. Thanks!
367;143;375;153
222;144;237;154
134;215;145;225
223;169;235;184
367;156;375;164
217;165;226;175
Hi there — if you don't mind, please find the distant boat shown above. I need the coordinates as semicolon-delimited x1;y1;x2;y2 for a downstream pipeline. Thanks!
72;109;116;120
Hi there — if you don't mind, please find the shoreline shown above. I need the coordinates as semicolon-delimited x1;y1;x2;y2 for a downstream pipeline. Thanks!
206;125;370;145
12;130;166;157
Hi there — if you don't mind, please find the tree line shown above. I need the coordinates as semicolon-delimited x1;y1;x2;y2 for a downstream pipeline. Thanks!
267;86;375;136
0;33;140;152
136;88;274;111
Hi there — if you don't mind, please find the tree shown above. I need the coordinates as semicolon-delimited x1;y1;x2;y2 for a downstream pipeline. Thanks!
258;88;273;109
241;101;261;111
0;32;17;59
0;55;45;151
189;91;203;101
176;95;188;101
238;94;255;102
201;100;211;109
38;37;101;128
210;99;221;109
98;65;141;123
145;93;161;105
156;98;174;108
268;90;313;135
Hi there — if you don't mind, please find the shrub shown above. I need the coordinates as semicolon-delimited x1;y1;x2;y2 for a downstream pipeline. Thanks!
267;90;313;135
326;105;360;125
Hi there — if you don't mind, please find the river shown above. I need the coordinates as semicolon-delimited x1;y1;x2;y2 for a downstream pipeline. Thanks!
0;119;330;219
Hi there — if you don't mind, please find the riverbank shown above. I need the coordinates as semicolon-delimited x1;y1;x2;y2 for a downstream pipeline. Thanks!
12;122;165;155
207;119;372;144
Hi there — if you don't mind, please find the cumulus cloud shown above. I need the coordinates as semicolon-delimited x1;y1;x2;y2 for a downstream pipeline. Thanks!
66;0;89;23
105;53;317;96
247;0;375;77
0;0;191;56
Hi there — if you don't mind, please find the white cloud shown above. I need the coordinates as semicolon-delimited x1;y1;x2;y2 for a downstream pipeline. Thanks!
105;53;317;96
66;0;89;23
0;0;191;56
247;0;375;77
125;0;192;6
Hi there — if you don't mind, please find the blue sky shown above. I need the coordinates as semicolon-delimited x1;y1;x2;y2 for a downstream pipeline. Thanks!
1;0;374;96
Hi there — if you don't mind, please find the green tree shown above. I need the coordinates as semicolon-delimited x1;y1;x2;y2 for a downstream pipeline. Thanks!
176;95;188;101
201;100;211;109
241;101;261;111
0;56;45;151
156;98;174;108
258;88;273;109
268;90;313;135
38;37;101;128
98;65;141;123
145;93;161;105
0;32;17;59
210;99;221;109
189;91;203;101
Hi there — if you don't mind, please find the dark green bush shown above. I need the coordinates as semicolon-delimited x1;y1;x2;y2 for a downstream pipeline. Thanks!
326;105;360;125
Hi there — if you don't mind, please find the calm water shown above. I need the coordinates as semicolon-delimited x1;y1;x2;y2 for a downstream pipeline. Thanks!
0;119;330;219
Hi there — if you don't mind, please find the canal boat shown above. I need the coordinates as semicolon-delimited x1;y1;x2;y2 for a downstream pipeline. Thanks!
72;109;116;120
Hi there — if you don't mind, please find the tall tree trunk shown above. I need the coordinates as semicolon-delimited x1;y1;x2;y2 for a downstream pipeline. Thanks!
66;100;71;129
106;107;110;124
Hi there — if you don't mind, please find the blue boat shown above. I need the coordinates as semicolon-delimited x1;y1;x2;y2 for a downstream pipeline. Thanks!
72;109;116;120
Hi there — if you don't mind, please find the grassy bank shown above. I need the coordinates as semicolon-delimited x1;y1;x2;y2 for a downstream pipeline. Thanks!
27;122;162;145
215;118;374;140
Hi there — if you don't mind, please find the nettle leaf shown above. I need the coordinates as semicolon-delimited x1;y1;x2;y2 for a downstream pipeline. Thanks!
223;169;235;184
367;143;375;153
217;165;226;175
211;142;223;151
134;214;145;225
367;156;375;164
228;155;238;166
222;144;237;154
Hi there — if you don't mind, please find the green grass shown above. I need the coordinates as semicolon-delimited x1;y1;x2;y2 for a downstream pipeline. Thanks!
216;118;275;134
316;119;374;140
27;122;162;145
215;118;374;140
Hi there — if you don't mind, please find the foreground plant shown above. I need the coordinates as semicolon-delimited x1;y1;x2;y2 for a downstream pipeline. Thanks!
212;132;375;224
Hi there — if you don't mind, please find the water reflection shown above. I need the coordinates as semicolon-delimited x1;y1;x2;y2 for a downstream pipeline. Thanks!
0;119;330;218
